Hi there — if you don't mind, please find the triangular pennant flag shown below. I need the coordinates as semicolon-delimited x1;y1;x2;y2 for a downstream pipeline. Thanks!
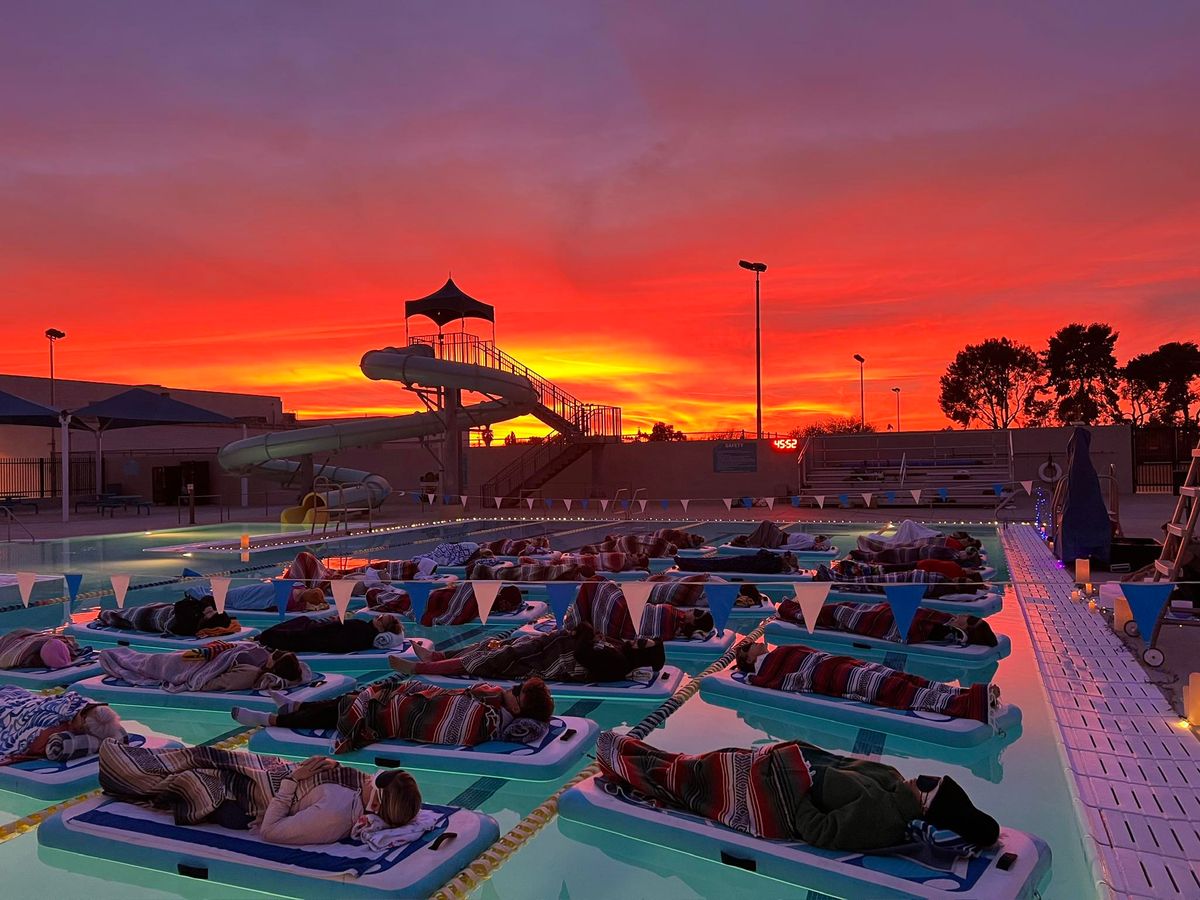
838;493;849;508
1021;480;1033;495
910;489;922;503
545;582;580;629
638;499;648;512
765;497;775;510
883;583;927;642
413;492;423;503
426;493;436;504
1120;582;1175;646
790;583;832;633
815;495;825;509
599;499;609;511
703;582;741;635
723;498;733;510
404;581;435;623
544;498;554;509
16;572;37;608
472;581;503;625
861;492;873;508
993;483;1004;497
63;573;84;604
886;490;896;503
563;499;573;511
580;499;590;509
182;567;203;578
442;494;451;505
209;576;231;614
273;579;297;618
791;496;801;508
526;497;536;509
460;495;468;508
659;499;669;510
110;574;131;609
680;499;690;512
619;582;656;637
330;578;356;623
937;487;949;501
494;497;504;509
741;497;753;509
620;499;630;510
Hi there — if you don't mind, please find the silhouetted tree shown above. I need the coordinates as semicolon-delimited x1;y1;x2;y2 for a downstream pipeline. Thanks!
642;421;687;441
1122;342;1200;425
792;416;876;436
938;338;1043;429
1043;323;1122;424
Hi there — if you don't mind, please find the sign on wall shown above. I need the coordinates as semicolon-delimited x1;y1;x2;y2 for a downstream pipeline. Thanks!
713;441;758;473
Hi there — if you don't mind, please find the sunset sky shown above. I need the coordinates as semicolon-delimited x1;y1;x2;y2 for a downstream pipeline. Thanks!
3;1;1199;436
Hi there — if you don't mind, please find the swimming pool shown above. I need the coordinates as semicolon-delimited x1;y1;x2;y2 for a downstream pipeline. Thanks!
0;518;1097;898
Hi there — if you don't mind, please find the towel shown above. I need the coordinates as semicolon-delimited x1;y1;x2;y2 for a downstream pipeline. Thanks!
350;808;441;851
44;731;105;762
373;631;407;650
499;717;550;745
196;620;242;638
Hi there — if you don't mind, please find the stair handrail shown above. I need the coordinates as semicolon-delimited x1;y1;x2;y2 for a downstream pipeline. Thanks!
796;436;812;488
898;452;907;487
2;506;36;543
629;487;647;520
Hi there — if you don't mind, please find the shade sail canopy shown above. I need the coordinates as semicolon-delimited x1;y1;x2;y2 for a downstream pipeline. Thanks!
0;389;86;428
405;277;495;328
71;388;234;431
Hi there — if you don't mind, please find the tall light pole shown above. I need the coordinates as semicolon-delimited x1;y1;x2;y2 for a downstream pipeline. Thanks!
892;386;901;432
45;328;66;495
739;260;767;439
853;354;865;430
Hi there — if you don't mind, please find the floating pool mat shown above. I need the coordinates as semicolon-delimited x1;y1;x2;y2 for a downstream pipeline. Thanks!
715;543;840;558
415;666;686;702
699;668;1021;748
69;672;356;713
289;637;434;675
516;621;738;664
358;600;549;626
558;775;1051;900
38;796;499;899
249;714;599;782
0;651;103;689
763;619;1012;669
0;733;179;801
64;622;260;650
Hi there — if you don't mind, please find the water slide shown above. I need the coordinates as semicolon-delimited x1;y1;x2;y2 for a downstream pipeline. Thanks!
217;345;540;524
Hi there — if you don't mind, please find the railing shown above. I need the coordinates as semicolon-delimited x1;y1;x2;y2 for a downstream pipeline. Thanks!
898;452;908;486
796;436;812;487
2;507;35;543
0;453;97;499
410;333;621;436
480;433;578;501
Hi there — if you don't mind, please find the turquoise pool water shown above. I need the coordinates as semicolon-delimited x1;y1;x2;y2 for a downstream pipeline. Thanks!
0;519;1096;898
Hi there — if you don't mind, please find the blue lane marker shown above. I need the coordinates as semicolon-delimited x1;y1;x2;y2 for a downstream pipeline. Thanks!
449;776;507;809
851;729;887;757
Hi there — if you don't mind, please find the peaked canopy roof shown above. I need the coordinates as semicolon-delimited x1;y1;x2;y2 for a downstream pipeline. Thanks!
405;277;495;328
71;387;234;431
0;388;88;428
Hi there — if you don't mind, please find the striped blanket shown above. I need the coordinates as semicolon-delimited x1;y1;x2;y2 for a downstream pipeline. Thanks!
479;537;550;556
856;536;960;556
850;544;965;565
776;599;959;645
595;731;813;839
0;628;85;670
457;630;589;682
96;603;175;635
750;645;990;723
99;741;366;825
468;562;585;581
333;678;504;754
0;686;95;764
652;528;706;549
418;583;522;625
567;579;698;639
417;542;480;568
581;535;677;558
98;642;310;693
675;550;794;574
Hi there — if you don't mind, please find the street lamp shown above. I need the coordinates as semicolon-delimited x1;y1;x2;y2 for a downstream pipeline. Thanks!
852;354;865;430
739;260;767;439
45;329;66;492
892;386;901;432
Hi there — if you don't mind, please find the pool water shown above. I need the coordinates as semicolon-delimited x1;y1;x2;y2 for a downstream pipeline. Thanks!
0;519;1097;899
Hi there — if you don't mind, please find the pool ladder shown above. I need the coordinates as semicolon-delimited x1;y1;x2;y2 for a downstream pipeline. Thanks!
1;507;35;543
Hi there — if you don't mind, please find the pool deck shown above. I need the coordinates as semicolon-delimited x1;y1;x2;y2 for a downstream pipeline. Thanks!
1003;524;1200;900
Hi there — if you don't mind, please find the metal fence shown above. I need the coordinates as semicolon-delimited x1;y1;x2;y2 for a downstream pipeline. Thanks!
0;455;97;498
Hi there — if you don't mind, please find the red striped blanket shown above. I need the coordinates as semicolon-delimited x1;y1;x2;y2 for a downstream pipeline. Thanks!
468;562;586;581
581;535;677;558
333;678;504;753
567;579;693;639
652;528;706;549
777;599;956;645
750;645;989;723
367;583;522;624
479;537;551;557
595;731;812;839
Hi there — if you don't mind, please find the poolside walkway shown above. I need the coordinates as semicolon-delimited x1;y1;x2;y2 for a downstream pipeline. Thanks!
1003;524;1200;900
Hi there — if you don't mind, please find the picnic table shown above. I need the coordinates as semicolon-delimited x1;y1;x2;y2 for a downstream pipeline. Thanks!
0;496;38;514
74;494;153;516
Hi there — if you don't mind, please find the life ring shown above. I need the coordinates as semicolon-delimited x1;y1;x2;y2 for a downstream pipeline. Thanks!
1039;461;1063;483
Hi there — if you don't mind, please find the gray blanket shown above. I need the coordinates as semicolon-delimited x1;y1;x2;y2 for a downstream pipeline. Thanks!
99;642;311;693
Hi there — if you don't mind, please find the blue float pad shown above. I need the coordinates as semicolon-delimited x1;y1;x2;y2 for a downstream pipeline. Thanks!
516;621;738;664
0;652;103;688
292;638;434;674
663;567;804;584
38;795;499;899
715;543;839;559
763;620;1012;670
358;601;549;626
0;733;180;801
558;775;1050;900
249;714;599;782
227;605;362;626
64;622;260;650
70;672;357;712
699;668;1020;748
822;590;1004;617
416;666;686;702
